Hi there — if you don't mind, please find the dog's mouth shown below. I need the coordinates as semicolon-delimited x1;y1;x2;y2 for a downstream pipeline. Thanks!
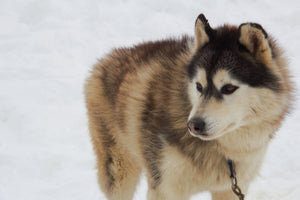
188;122;237;141
187;128;216;140
189;132;223;141
188;130;209;137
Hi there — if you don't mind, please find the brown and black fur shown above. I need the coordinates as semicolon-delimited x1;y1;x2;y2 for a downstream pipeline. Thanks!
85;14;292;200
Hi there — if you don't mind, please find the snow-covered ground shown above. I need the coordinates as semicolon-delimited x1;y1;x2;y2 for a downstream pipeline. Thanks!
1;0;300;199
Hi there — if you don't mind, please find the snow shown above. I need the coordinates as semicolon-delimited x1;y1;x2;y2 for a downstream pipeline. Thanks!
1;0;299;199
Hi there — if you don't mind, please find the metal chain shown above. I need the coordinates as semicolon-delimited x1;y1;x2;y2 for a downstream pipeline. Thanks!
228;160;245;200
231;177;245;200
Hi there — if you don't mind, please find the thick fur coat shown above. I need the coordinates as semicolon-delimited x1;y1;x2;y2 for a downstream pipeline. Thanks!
85;14;292;200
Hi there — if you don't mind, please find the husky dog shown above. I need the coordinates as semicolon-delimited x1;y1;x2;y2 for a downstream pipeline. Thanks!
85;14;292;200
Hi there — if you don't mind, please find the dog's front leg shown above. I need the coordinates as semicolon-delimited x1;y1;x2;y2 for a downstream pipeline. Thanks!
146;170;191;200
211;185;248;200
147;187;190;200
211;190;238;200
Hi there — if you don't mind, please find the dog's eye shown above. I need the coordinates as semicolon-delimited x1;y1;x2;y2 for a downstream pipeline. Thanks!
221;84;239;95
196;82;203;93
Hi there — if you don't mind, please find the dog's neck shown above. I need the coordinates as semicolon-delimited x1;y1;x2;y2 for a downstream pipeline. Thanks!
215;122;277;161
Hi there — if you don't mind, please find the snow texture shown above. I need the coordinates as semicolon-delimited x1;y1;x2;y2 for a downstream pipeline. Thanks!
1;0;300;199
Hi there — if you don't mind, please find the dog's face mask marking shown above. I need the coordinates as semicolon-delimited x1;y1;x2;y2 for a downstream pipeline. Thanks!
187;15;281;140
188;67;254;140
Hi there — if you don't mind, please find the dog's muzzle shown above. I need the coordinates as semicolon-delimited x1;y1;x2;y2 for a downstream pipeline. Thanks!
187;118;207;136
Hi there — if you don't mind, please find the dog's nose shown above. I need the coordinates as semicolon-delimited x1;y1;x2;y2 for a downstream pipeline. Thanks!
187;119;206;135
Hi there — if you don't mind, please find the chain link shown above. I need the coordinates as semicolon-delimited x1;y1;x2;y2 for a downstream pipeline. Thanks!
231;177;245;200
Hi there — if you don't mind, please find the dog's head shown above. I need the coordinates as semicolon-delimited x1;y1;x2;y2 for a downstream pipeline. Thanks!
186;14;290;141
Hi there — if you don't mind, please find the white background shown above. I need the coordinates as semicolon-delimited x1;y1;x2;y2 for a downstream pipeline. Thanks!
1;0;299;199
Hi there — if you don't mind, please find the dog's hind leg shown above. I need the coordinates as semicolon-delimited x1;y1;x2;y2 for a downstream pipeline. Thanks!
85;75;142;200
86;99;142;199
89;122;142;200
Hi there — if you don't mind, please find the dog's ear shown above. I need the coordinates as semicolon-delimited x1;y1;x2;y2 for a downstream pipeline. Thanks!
194;14;215;52
238;23;273;66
